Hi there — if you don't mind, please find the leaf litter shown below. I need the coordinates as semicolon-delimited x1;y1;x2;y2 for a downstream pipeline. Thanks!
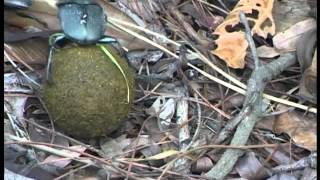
4;0;317;179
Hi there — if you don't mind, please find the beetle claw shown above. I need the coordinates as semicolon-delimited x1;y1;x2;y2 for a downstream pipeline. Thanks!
46;34;67;83
46;46;55;83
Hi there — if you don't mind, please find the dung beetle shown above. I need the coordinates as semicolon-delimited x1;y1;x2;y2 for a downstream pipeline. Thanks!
47;0;119;81
57;0;108;44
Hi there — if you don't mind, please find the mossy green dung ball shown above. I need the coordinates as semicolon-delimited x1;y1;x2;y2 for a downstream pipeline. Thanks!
42;45;134;139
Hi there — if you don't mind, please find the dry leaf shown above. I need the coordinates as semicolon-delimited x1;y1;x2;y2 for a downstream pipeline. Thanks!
273;105;317;151
191;156;213;174
145;97;176;127
257;45;280;58
139;140;163;167
42;145;86;168
117;0;161;22
126;149;180;162
301;167;317;180
235;152;271;179
6;38;49;66
273;0;312;33
299;49;317;103
212;0;275;68
273;18;316;51
264;147;292;165
267;173;298;180
143;150;180;161
296;27;316;73
100;138;125;158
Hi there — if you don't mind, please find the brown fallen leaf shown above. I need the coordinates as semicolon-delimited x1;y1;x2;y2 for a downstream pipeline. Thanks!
129;149;180;161
273;105;317;151
299;49;317;103
296;27;317;73
42;145;86;168
257;45;280;58
5;38;49;66
191;156;213;174
235;152;271;179
212;0;275;69
117;0;163;22
273;18;316;52
272;0;312;33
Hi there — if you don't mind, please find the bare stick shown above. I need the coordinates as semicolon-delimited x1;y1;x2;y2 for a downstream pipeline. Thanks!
204;12;297;179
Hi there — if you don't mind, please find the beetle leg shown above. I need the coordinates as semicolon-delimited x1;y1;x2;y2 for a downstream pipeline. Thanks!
46;45;55;82
46;34;67;82
49;33;66;47
98;36;118;44
98;36;125;56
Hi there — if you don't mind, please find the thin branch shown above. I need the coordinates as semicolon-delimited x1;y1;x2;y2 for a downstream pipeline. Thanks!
204;12;299;179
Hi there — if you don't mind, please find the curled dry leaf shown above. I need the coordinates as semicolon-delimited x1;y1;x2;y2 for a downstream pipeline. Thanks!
100;138;126;158
273;18;316;52
139;141;163;167
273;105;317;151
117;0;161;22
299;49;317;103
42;145;86;168
212;0;275;68
191;156;213;174
301;167;317;180
140;149;179;161
145;97;176;128
235;152;271;179
273;0;312;33
5;38;49;66
264;147;292;165
256;45;280;58
296;27;317;73
5;168;35;180
267;173;298;180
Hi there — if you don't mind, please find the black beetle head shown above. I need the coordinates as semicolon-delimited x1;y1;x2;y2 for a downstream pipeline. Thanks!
57;0;106;44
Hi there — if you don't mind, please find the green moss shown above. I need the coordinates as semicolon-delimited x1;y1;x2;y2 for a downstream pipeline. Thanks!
42;45;135;139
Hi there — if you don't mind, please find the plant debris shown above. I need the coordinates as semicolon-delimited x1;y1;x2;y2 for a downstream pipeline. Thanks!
4;0;317;179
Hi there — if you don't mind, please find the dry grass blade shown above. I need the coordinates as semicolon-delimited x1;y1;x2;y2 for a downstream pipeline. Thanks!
109;19;317;114
188;63;317;113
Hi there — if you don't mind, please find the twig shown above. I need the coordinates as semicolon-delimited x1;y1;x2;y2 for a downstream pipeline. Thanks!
188;63;316;113
204;12;299;179
241;13;260;68
173;87;191;173
4;48;40;88
134;81;163;103
108;21;179;58
168;5;210;46
181;67;231;119
24;119;107;158
197;0;229;15
185;93;202;150
125;116;154;180
4;44;35;71
271;152;317;174
118;159;209;179
188;143;289;152
108;18;316;113
53;163;91;180
5;135;142;180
